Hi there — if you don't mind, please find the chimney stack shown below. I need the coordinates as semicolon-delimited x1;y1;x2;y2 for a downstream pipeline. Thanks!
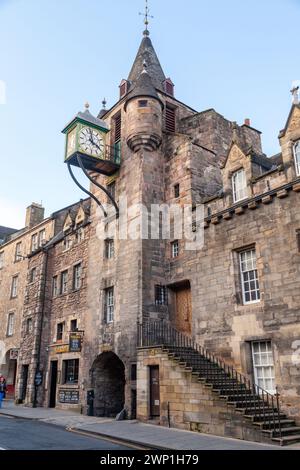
244;118;251;127
25;203;45;228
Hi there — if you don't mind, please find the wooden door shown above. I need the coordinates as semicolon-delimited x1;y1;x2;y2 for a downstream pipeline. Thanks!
175;287;192;334
149;366;160;417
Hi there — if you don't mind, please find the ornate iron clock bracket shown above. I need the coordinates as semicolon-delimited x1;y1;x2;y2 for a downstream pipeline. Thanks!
67;155;120;219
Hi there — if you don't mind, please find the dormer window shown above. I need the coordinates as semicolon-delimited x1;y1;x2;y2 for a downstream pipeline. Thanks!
164;78;174;97
293;140;300;176
119;80;129;99
232;169;247;203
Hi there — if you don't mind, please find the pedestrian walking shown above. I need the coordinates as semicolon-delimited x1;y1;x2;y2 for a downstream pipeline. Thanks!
0;376;7;408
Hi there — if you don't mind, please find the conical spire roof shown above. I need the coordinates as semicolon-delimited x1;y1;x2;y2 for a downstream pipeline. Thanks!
128;36;166;92
125;65;163;110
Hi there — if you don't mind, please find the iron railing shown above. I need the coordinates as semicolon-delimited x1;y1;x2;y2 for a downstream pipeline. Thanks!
137;320;282;438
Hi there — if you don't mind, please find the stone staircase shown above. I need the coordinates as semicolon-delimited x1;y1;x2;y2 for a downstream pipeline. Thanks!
138;321;300;446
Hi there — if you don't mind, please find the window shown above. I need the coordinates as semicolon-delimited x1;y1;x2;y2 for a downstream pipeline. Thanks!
15;242;22;262
251;341;275;394
155;285;168;306
38;229;46;247
164;79;174;97
63;359;79;384
171;240;179;258
31;233;38;252
11;275;18;298
174;184;180;198
70;319;78;332
73;263;82;290
232;169;248;202
131;364;137;381
61;270;68;295
30;267;37;283
105;239;114;259
26;318;33;334
165;105;176;133
56;322;64;341
293;141;300;176
297;230;300;252
52;276;58;297
239;249;260;304
107;181;116;202
63;236;72;251
76;228;84;243
105;287;114;323
0;251;4;269
7;313;15;336
138;100;148;108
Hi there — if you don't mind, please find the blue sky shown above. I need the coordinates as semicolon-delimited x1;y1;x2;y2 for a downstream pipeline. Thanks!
0;0;299;228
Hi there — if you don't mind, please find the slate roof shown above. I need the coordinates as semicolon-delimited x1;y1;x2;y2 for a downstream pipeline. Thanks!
125;68;164;110
128;36;166;92
0;226;18;244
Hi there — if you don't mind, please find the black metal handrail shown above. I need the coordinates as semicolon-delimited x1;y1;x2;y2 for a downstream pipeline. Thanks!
104;143;121;165
137;320;282;438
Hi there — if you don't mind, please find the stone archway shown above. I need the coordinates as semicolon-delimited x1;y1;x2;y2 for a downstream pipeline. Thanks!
0;350;18;398
91;352;125;417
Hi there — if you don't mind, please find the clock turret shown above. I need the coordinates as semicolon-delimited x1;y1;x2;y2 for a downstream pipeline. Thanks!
62;103;120;176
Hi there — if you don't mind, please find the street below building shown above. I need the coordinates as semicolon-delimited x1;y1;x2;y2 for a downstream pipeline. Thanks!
0;415;132;450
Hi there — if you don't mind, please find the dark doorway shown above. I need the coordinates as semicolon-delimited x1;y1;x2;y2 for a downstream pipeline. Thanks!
149;365;160;417
91;352;125;417
49;361;58;408
21;365;29;402
131;389;137;419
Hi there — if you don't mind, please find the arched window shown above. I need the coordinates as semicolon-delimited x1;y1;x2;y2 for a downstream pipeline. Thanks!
294;141;300;176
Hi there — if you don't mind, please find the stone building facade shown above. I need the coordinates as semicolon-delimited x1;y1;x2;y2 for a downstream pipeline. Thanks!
0;29;300;443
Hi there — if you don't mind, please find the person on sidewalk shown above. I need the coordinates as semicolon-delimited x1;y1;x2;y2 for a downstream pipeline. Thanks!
0;377;7;408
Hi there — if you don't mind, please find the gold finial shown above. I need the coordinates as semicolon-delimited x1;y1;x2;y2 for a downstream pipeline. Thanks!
139;0;154;36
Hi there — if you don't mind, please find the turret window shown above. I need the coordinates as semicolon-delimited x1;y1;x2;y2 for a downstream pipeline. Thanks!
293;141;300;176
232;169;248;202
138;100;148;108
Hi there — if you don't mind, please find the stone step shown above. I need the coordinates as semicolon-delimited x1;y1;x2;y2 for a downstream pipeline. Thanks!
252;418;294;428
262;426;300;437
272;434;300;446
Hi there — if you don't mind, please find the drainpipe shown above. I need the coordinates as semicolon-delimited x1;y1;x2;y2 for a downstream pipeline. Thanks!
32;247;49;408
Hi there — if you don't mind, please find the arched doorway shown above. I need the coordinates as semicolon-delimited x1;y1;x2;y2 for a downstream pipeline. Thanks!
91;352;125;417
0;350;18;398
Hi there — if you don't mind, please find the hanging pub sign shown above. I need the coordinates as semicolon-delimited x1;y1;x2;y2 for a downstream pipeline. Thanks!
69;332;83;353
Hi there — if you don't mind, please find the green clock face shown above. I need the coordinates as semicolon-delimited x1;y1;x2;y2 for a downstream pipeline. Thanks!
79;126;104;157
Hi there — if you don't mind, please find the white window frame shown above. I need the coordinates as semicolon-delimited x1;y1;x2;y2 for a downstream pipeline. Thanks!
52;276;58;297
251;341;275;394
171;240;179;258
26;318;33;334
38;229;46;247
232;169;248;203
61;271;68;295
15;242;22;262
0;251;4;269
7;312;15;336
105;239;114;259
73;263;82;290
105;287;114;324
76;228;84;243
31;233;38;252
11;275;18;298
239;249;260;305
293;140;300;176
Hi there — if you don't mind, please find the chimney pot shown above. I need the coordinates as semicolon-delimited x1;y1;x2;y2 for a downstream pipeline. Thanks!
244;118;251;126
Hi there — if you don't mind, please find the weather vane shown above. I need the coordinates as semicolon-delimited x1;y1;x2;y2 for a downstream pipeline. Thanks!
139;0;154;36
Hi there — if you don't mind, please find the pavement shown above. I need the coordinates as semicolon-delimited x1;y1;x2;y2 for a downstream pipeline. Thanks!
1;400;300;450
